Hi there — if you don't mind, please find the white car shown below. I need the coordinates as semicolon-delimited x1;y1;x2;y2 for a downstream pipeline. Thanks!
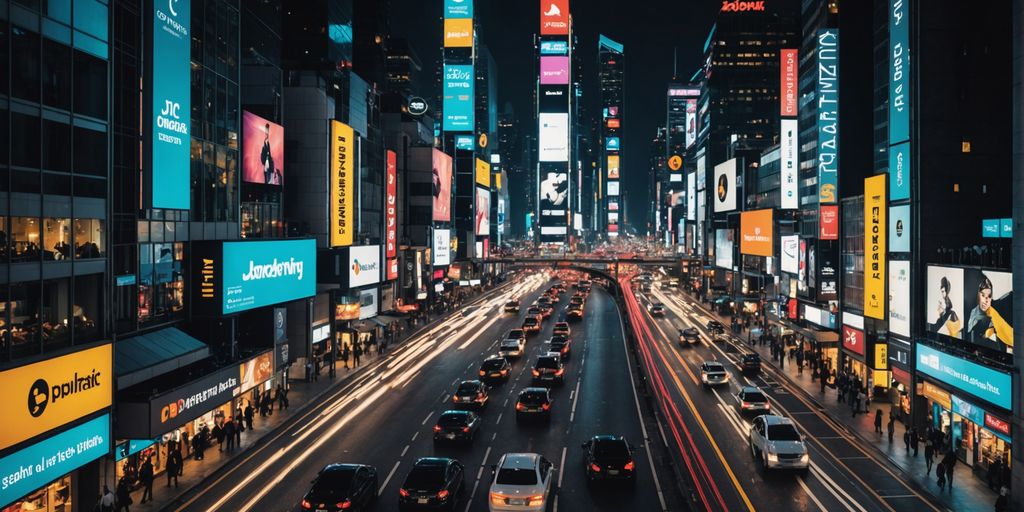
498;339;525;358
700;361;729;387
488;453;554;512
749;415;809;472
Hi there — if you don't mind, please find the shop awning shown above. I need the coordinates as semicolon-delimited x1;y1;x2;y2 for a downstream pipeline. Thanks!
351;320;378;333
115;328;211;391
372;315;403;327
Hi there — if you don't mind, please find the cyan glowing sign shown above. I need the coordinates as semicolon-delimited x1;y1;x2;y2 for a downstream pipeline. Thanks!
816;29;839;204
889;141;910;201
606;137;620;151
455;135;474;151
151;0;191;210
0;415;109;509
916;344;1011;410
540;41;569;55
443;65;475;132
889;0;910;144
444;0;472;19
222;239;316;314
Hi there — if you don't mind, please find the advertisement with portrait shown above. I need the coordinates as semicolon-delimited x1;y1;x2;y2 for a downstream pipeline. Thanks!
539;113;569;162
432;229;451;266
714;229;734;269
432;149;453;221
962;268;1013;353
330;121;355;247
238;351;273;394
797;239;808;292
780;235;799;274
607;155;620;180
864;174;886;319
740;209;773;257
713;159;737;212
926;266;965;340
540;0;569;35
475;187;491;236
889;260;911;338
889;204;910;252
539;85;569;112
685;99;697;149
242;111;283;185
442;65;474;131
540;56;570;85
686;172;696;221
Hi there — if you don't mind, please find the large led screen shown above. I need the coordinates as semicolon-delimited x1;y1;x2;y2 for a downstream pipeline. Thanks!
926;266;1014;353
780;235;799;274
432;149;453;222
889;260;910;338
433;229;451;266
715;229;734;269
443;65;474;131
740;209;773;257
539;113;569;162
242;111;283;185
540;172;569;214
540;56;570;85
475;187;491;236
151;0;191;210
540;0;569;35
780;118;798;209
222;239;316;314
713;159;737;212
817;29;839;204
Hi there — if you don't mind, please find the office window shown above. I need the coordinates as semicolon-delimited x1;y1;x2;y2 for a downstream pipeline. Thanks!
43;217;72;260
73;49;107;119
10;217;41;263
74;218;104;258
138;242;185;326
11;26;40;102
73;273;102;343
42;38;73;110
41;278;71;351
42;172;71;195
73;0;108;42
42;119;72;171
8;282;41;360
0;22;7;97
11;113;41;168
74;176;106;198
73;125;108;176
44;0;72;24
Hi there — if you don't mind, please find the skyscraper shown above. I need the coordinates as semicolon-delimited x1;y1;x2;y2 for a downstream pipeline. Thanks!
598;34;623;238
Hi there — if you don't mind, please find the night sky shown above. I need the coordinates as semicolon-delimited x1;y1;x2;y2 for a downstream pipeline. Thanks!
390;0;720;232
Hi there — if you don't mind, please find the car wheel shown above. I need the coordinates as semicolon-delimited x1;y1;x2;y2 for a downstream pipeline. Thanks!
761;453;769;471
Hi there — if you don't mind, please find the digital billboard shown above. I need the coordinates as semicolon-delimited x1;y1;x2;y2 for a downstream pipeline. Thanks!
330;121;355;247
220;239;316;314
242;111;283;185
386;151;397;258
151;0;191;210
539;85;568;112
540;56;570;85
889;0;910;144
433;229;451;266
540;40;569;55
540;172;569;214
780;118;799;209
606;181;620;196
347;245;381;288
780;235;799;274
889;204;910;252
444;0;473;18
714;229;734;269
889;260;910;337
780;49;799;116
713;159;737;212
740;209;773;257
685;99;697;149
842;325;865;357
917;344;1011;410
926;266;1014;353
443;65;475;131
819;205;839;240
686;172;696;221
889;141;910;201
443;18;473;47
864;174;886;319
606;137;620;151
432;149;453;222
540;0;569;35
475;187;491;236
607;155;620;179
817;29;839;204
475;158;491;187
539;113;569;162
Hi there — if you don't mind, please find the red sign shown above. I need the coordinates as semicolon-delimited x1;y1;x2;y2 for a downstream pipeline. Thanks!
540;0;569;35
720;0;765;12
787;298;798;320
387;258;398;281
819;205;839;240
607;224;619;233
842;325;865;357
984;413;1011;436
483;238;489;259
780;49;798;116
433;269;444;280
607;118;620;129
386;150;398;258
891;367;911;387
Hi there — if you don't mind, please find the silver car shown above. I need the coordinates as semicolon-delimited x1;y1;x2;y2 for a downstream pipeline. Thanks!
488;453;554;512
749;415;809;471
699;361;729;387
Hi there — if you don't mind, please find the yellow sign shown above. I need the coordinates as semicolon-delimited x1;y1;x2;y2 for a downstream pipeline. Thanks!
478;133;488;148
443;18;473;47
874;344;888;370
495;174;502;191
607;155;620;179
330;121;355;247
864;174;886;318
475;159;491;187
0;343;112;451
920;381;951;410
668;155;683;171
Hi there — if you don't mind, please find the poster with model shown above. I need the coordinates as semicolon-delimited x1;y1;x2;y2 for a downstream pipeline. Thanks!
540;172;569;210
713;159;737;212
432;149;453;222
926;266;964;339
242;111;283;185
963;269;1013;352
475;187;490;236
714;229;733;269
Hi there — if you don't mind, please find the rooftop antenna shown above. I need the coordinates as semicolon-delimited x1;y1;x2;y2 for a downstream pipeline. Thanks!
673;47;678;80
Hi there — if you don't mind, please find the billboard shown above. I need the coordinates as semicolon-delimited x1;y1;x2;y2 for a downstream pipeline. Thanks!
540;172;569;213
540;56;570;85
607;155;620;179
432;149;453;221
454;134;474;151
540;0;569;35
330;121;355;247
540;40;568;55
443;18;473;47
444;0;473;18
242;111;283;185
864;174;886;319
888;260;910;337
983;219;1001;238
686;172;696;221
385;151;397;258
713;159;737;212
817;29;839;204
539;85;568;112
926;266;965;340
780;49;798;116
475;158;491;187
475;187;491;236
347;245;381;288
842;325;865;357
443;65;474;131
150;0;191;210
819;205;839;240
780;118;799;209
926;266;1013;353
606;137;620;151
714;229;734;269
221;239;316;314
433;229;451;266
889;204;910;252
780;235;799;274
685;99;697;149
916;344;1011;410
606;181;620;196
889;141;911;201
740;209;773;257
889;0;910;144
539;113;569;162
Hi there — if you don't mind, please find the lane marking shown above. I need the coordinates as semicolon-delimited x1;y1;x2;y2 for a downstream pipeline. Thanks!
797;476;828;512
421;411;433;425
379;460;402;497
557;446;567;489
401;444;409;457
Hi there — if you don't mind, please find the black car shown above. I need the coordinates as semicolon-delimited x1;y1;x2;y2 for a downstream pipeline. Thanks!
737;386;771;415
548;335;572;358
478;356;512;384
741;354;762;374
515;387;553;422
301;464;378;512
452;380;489;409
531;354;565;385
648;303;666;316
706;320;725;334
582;436;636;483
433;410;482;444
398;458;465;511
679;327;700;346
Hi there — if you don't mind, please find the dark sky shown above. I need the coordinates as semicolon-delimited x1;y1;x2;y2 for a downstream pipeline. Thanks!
389;0;720;232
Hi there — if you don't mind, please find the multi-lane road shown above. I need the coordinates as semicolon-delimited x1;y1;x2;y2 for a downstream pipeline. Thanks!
166;271;680;512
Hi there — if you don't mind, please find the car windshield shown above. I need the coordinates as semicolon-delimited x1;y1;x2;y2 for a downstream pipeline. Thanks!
457;383;479;393
767;424;801;441
438;413;469;426
482;360;505;370
745;355;761;362
524;319;538;326
593;440;630;459
705;364;724;372
743;392;767;402
404;467;444;490
312;468;356;493
495;467;538;486
506;302;517;307
536;357;559;369
509;330;524;337
551;335;568;343
520;392;547;405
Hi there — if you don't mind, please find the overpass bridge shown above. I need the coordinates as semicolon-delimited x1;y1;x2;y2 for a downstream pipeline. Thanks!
485;255;680;281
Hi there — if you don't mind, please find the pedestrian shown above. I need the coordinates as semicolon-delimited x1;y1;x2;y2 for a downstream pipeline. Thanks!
852;389;861;417
279;384;290;410
224;417;236;451
139;457;154;503
341;345;350;369
995;486;1009;512
904;428;911;453
244;402;254;431
874;409;883;434
925;439;935;474
944;451;956;489
796;350;804;374
936;461;946;490
820;372;828;394
987;456;1003;490
115;478;132;512
234;416;243;446
212;422;224;451
910;428;920;457
166;444;181;488
887;414;896;443
354;342;362;367
193;427;206;460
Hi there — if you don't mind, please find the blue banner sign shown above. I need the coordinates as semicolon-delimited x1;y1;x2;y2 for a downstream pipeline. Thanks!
888;141;910;201
1000;218;1013;238
443;65;475;132
115;438;157;462
916;344;1011;410
606;137;620;151
222;239;316;314
889;0;910;144
982;219;1001;238
540;41;569;55
455;135;474;151
151;0;191;210
816;29;839;204
0;415;110;509
444;0;472;19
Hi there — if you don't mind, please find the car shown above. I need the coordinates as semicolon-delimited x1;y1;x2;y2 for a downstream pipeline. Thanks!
521;316;542;333
566;306;584;320
648;303;666;316
741;353;762;373
433;410;482;444
568;296;584;307
399;458;465;511
498;338;525;359
749;415;809;472
452;380;490;408
531;354;565;385
700;361;729;387
487;453;555;512
504;301;520;313
582;435;636;483
515;388;553;422
552;322;571;337
737;386;771;415
679;327;700;345
525;306;543;318
536;304;553;318
548;335;572;358
301;464;378;512
479;356;512;384
706;320;725;334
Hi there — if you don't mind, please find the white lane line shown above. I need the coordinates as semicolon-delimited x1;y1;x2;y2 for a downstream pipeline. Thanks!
809;463;863;512
442;394;450;404
411;432;418;442
496;412;503;425
557;446;567;488
379;460;402;497
401;444;410;457
797;475;828;511
421;411;433;425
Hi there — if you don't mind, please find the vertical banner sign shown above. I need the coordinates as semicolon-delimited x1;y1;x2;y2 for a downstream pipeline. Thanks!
889;141;910;201
151;0;191;210
819;205;839;240
443;65;475;131
780;118;799;209
864;174;887;319
816;30;839;204
330;121;355;247
780;49;798;116
889;0;910;145
385;150;398;258
540;0;570;35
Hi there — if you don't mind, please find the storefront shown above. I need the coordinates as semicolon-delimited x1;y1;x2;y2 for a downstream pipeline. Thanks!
890;366;912;420
840;322;866;382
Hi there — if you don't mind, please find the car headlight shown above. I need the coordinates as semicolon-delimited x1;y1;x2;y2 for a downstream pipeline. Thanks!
767;452;778;462
800;453;809;463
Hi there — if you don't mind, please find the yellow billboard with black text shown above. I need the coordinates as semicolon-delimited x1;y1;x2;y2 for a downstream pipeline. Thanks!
864;174;887;319
444;18;473;47
475;159;491;187
0;343;112;451
330;121;355;247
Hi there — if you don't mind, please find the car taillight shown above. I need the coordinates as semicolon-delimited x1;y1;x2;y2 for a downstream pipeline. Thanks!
500;369;508;375
490;493;506;505
590;463;602;472
516;402;525;411
741;402;750;409
542;403;551;411
555;368;564;376
561;346;569;354
300;499;313;509
766;403;770;409
477;392;485;400
452;396;460;402
624;460;635;471
399;488;410;498
479;370;486;376
337;499;352;509
532;369;540;377
528;495;545;506
437;489;450;501
462;426;471;433
433;425;442;432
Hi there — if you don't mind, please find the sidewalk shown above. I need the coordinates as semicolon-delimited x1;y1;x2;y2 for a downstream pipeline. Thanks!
685;291;999;512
